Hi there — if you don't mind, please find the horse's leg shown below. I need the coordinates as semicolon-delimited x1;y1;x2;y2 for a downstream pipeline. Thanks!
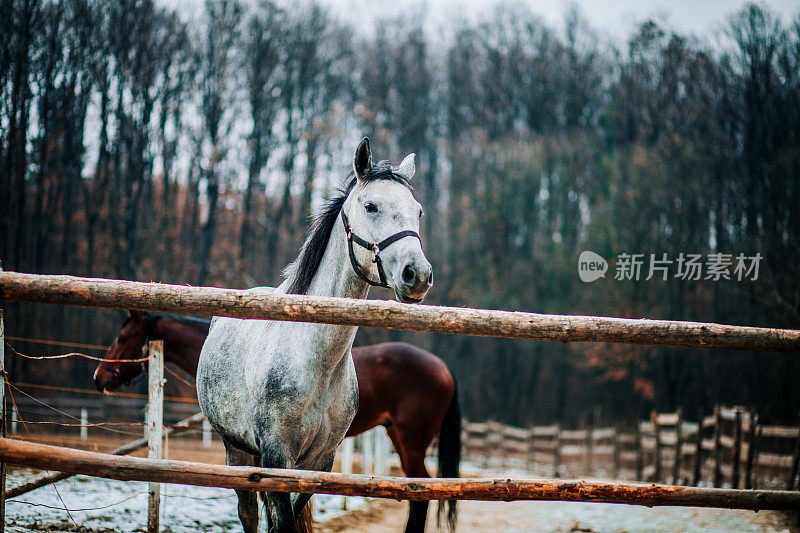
295;499;314;533
387;425;431;533
291;451;335;526
224;441;260;533
261;447;297;533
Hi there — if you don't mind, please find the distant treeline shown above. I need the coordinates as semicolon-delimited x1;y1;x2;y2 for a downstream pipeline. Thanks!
1;0;799;425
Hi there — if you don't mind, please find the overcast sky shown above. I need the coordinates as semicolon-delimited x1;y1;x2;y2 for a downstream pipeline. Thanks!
324;0;799;38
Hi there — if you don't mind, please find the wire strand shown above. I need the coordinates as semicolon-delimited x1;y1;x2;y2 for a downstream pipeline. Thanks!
3;372;79;527
164;365;196;389
6;384;143;435
5;341;149;363
11;420;145;428
5;335;109;351
10;381;199;404
8;491;147;511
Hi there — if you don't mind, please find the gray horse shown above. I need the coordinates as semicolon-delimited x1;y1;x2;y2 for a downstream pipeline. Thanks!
197;138;432;533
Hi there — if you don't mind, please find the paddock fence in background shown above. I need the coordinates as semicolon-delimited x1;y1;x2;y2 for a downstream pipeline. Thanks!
459;406;800;491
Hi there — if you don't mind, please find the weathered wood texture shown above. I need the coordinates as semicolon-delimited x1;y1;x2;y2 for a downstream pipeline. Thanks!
1;438;799;510
2;272;800;351
146;340;164;533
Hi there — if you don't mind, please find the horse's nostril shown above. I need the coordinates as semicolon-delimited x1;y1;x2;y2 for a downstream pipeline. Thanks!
402;264;416;285
426;270;433;286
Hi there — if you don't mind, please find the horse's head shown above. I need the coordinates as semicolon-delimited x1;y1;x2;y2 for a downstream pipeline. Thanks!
93;310;150;392
343;137;433;303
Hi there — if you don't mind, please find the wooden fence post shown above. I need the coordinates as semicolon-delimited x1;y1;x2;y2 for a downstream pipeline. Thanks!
713;405;722;488
612;426;620;480
745;411;758;490
478;425;488;469
585;423;593;476
732;409;743;489
635;421;643;481
501;425;509;469
202;419;212;448
673;408;683;484
651;411;662;482
364;431;375;474
80;408;88;441
1;308;6;533
526;428;534;471
146;340;164;533
788;412;800;491
376;429;390;476
341;437;354;510
484;421;501;470
553;424;561;479
693;408;703;486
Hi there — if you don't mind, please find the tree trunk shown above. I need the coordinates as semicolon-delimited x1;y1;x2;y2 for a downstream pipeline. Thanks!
299;134;318;226
197;160;219;286
239;134;265;281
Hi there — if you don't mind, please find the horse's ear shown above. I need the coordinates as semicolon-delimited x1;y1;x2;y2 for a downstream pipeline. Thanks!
128;310;143;322
396;153;416;181
353;137;372;180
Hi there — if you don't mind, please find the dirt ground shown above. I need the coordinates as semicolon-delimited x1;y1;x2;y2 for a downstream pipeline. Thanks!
316;498;800;533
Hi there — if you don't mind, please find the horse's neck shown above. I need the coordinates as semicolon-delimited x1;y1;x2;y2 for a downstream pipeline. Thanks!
306;216;369;301
289;213;368;366
156;320;207;378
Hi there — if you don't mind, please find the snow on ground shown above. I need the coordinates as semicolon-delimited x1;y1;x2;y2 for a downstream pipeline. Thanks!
6;469;367;532
450;465;796;533
455;499;793;533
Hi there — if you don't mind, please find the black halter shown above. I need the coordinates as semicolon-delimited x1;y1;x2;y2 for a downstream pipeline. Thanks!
340;209;421;289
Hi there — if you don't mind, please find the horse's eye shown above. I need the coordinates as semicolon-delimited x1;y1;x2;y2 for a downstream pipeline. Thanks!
118;336;127;343
365;202;377;213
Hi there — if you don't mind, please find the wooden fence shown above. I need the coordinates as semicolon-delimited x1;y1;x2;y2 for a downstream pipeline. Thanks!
3;438;800;510
461;406;800;490
3;272;800;351
3;271;800;517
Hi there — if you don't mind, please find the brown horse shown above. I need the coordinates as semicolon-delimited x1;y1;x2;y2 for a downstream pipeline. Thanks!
94;310;460;533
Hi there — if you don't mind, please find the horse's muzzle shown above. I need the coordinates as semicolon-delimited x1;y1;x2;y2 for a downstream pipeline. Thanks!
399;260;433;299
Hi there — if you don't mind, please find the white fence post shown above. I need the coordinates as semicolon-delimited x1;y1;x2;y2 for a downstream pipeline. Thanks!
340;437;354;510
362;431;374;475
80;408;88;441
375;428;390;476
146;340;164;533
202;419;212;448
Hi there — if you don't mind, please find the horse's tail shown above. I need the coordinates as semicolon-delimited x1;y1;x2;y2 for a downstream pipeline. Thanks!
436;377;461;532
296;500;314;533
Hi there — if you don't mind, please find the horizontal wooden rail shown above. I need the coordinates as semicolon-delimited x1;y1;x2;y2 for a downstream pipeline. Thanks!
2;272;800;352
5;412;206;498
1;438;799;510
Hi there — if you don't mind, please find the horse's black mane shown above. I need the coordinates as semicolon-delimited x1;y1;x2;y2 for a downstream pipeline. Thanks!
286;161;412;296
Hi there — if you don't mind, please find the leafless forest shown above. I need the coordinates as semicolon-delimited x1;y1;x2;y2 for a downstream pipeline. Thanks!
1;0;799;426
